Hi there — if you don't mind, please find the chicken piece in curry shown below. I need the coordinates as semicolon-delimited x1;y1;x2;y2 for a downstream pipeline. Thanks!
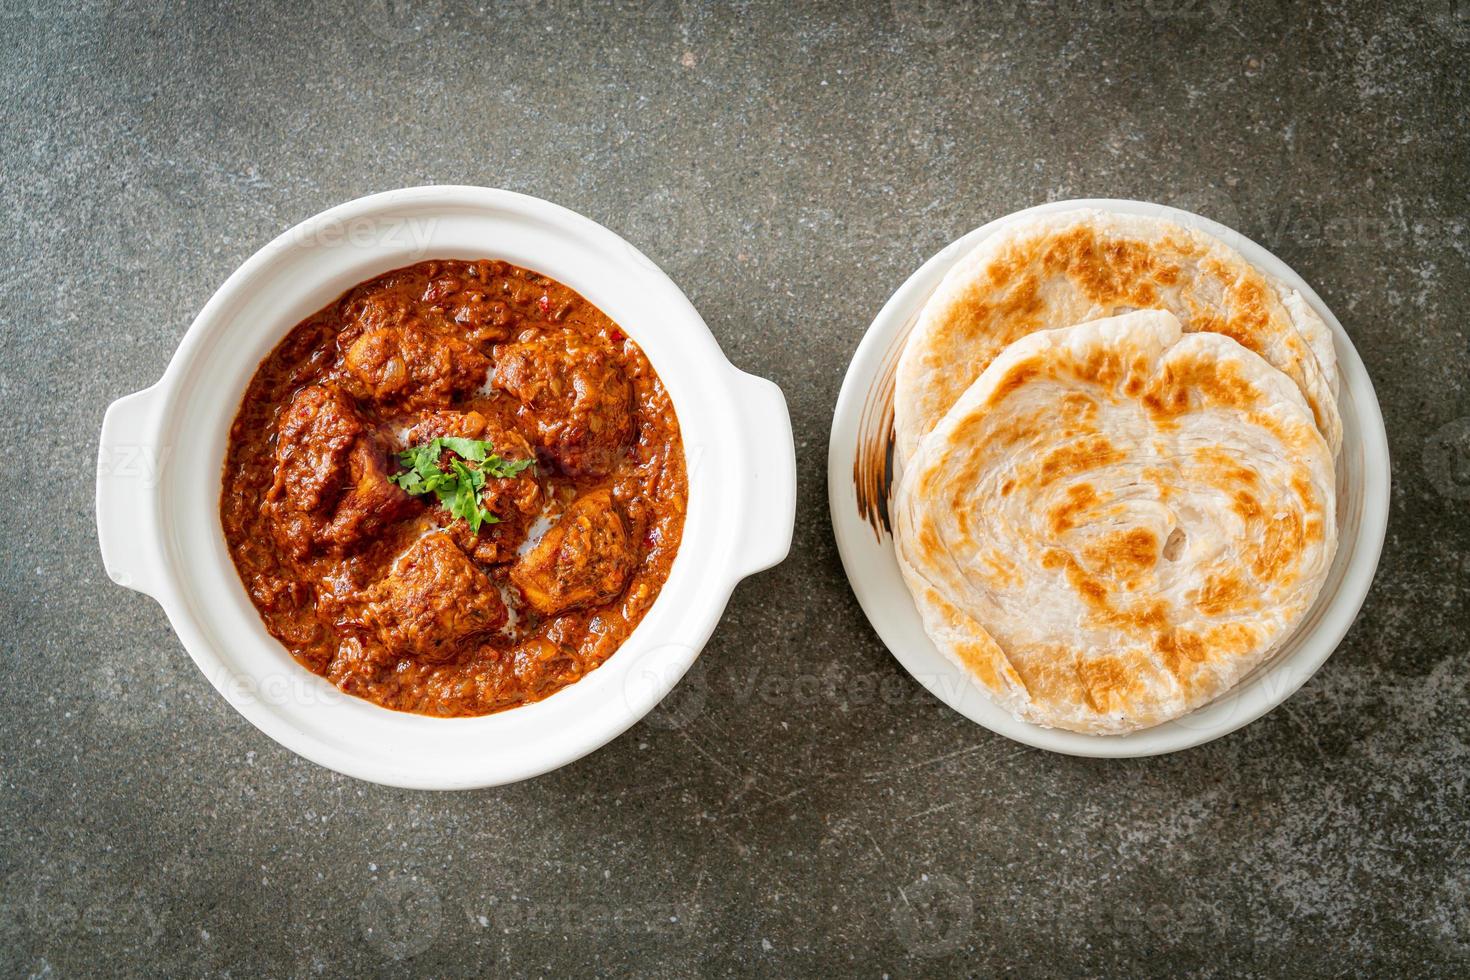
220;259;687;716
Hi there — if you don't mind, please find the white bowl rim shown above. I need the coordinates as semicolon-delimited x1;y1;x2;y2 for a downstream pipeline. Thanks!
827;197;1391;757
96;185;796;788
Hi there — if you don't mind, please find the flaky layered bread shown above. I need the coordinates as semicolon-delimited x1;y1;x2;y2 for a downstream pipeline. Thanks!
893;210;1341;464
1276;283;1339;399
894;311;1337;734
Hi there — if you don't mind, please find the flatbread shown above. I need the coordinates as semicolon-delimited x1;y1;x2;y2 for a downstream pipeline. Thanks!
894;311;1337;734
893;209;1342;464
1276;283;1339;398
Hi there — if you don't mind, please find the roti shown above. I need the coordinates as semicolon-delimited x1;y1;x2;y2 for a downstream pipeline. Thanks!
894;310;1337;734
893;209;1342;464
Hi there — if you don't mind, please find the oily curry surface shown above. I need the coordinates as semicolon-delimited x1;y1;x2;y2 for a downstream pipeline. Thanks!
221;259;687;716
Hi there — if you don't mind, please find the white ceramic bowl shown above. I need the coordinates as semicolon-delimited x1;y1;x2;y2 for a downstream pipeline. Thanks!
96;185;796;789
828;198;1390;757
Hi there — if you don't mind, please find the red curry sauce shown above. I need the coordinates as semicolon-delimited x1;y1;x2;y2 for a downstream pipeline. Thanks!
220;259;686;716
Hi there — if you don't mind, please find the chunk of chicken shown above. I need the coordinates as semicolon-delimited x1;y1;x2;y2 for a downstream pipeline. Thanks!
493;331;634;477
360;532;507;662
317;440;419;554
510;489;635;617
265;384;417;558
266;385;364;557
339;276;417;336
342;317;490;410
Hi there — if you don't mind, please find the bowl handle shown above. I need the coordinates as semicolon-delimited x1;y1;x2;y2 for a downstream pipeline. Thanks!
730;369;796;577
96;385;167;598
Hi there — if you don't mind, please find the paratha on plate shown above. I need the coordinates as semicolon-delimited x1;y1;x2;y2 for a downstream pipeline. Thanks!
894;310;1337;734
893;209;1342;464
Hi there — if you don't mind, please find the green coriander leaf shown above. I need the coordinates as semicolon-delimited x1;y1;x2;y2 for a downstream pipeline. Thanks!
450;459;496;533
414;440;445;475
388;468;422;493
482;455;535;479
439;437;490;462
397;442;431;473
454;473;480;533
389;436;527;534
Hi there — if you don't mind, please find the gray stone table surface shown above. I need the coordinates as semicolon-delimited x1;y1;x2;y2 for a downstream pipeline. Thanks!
2;0;1467;976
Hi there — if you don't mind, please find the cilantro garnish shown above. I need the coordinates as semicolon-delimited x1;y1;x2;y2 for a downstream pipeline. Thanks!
388;437;535;533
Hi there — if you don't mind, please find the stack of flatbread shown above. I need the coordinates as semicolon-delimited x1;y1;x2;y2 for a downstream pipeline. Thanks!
892;209;1339;734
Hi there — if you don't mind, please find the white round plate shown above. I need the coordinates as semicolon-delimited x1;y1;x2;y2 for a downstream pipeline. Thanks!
827;198;1390;757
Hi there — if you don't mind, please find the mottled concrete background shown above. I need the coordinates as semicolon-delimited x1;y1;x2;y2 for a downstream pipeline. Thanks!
1;0;1467;975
